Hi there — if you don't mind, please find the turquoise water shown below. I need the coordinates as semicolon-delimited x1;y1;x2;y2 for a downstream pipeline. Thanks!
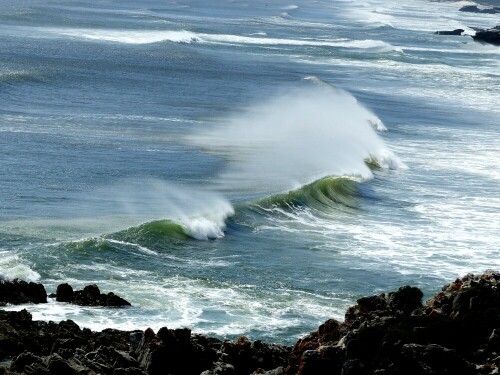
1;0;499;344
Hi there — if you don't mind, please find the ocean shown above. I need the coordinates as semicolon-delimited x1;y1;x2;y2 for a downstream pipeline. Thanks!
0;0;499;344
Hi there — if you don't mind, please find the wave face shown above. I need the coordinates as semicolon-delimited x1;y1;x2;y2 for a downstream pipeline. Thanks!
256;176;361;212
189;85;404;198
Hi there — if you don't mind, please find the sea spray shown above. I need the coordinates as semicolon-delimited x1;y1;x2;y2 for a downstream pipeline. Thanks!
189;85;404;198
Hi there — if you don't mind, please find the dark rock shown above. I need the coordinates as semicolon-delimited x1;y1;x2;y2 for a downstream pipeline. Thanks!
136;326;216;375
435;29;464;35
46;354;78;375
387;286;423;315
106;292;131;307
460;5;500;13
55;283;131;307
0;279;47;305
473;26;500;46
55;284;74;303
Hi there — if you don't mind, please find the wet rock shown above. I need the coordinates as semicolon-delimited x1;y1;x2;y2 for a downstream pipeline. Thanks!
0;279;47;305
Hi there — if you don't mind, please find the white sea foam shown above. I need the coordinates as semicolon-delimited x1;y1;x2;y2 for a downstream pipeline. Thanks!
180;215;230;240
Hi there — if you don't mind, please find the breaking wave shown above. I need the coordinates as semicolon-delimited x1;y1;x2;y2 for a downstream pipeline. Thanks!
110;212;233;243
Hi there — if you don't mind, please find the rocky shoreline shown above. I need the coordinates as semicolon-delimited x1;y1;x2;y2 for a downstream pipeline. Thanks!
1;271;499;374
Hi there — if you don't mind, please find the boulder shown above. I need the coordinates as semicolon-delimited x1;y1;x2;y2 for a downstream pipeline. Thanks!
55;283;74;303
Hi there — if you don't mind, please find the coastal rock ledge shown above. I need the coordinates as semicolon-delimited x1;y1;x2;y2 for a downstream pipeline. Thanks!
0;271;499;375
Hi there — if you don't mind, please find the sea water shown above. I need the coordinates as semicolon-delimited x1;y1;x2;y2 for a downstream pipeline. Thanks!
0;0;499;343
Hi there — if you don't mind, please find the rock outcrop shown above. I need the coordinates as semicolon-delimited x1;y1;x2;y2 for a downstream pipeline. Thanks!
473;26;500;46
0;310;290;375
285;271;500;375
55;283;131;307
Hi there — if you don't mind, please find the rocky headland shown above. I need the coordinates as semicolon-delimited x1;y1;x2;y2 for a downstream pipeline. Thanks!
1;271;499;374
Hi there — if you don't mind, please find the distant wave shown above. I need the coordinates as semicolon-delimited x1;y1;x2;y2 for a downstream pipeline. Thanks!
56;29;199;44
45;27;403;53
